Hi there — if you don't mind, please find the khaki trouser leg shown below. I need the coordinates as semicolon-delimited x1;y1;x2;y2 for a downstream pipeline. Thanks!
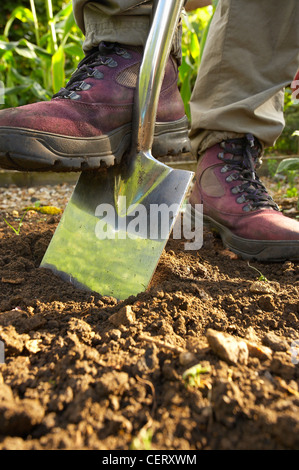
189;0;299;155
72;0;182;61
73;1;152;51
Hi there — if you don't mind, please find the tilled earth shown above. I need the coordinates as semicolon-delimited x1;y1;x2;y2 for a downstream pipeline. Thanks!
0;178;298;450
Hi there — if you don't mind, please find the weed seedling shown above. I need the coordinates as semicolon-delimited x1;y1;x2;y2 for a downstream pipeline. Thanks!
247;261;268;282
130;428;153;450
3;210;28;236
182;363;210;388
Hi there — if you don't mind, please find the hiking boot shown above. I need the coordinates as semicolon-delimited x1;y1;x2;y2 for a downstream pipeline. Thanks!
0;42;190;172
188;133;299;261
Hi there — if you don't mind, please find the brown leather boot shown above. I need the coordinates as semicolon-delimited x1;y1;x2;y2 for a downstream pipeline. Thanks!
0;42;190;172
189;134;299;261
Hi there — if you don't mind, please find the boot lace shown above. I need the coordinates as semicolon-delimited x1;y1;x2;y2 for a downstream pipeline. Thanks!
218;133;279;212
52;42;132;100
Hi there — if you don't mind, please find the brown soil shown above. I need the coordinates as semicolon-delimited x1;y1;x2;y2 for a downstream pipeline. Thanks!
0;181;298;451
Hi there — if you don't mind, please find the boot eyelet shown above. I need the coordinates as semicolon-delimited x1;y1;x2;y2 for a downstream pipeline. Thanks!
68;91;81;100
226;173;237;182
116;49;132;59
76;81;92;91
242;204;253;212
231;185;240;194
221;164;231;173
104;57;118;68
236;195;247;204
89;69;104;79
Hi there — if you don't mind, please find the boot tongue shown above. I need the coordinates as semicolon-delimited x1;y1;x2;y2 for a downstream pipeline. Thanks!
97;41;134;59
222;134;262;175
220;134;279;212
98;41;116;55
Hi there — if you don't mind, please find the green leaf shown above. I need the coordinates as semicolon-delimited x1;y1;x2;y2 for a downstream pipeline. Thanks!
30;45;52;61
53;2;73;22
276;158;299;174
4;7;34;38
10;67;34;84
31;82;51;101
2;84;31;96
63;42;84;59
15;46;37;60
178;59;189;83
180;73;192;121
51;45;65;93
62;10;76;41
13;39;51;62
190;33;200;61
0;40;19;52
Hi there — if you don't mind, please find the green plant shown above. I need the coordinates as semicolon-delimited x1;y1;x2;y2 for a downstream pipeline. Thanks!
247;262;268;282
182;363;210;388
130;427;153;450
3;210;27;235
266;89;299;155
276;155;299;200
285;185;298;198
276;155;299;174
179;4;215;120
0;0;84;108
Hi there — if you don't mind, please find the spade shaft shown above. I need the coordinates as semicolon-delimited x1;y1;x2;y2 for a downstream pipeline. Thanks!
41;0;194;300
133;0;186;154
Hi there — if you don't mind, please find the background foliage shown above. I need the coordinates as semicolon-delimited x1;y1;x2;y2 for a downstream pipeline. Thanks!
0;0;84;106
1;0;299;156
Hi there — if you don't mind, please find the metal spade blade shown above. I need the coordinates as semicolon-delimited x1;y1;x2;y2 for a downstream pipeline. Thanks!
41;0;194;300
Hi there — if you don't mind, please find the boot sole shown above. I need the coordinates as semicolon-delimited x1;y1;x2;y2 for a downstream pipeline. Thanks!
0;116;190;172
188;205;299;262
